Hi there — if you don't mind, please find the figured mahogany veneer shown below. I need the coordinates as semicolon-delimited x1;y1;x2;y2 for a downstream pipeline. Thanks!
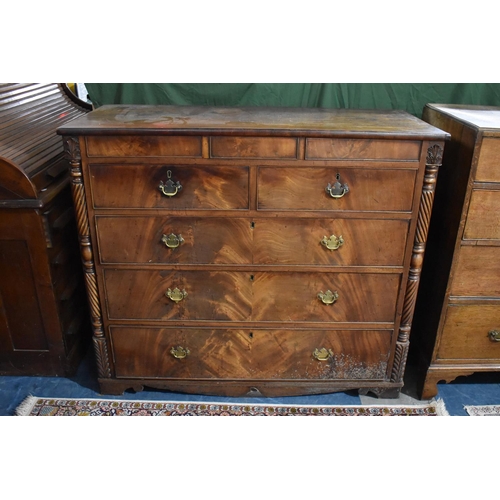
411;104;500;399
57;105;447;397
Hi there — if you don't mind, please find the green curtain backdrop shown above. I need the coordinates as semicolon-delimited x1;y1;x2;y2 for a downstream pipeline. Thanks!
85;83;500;117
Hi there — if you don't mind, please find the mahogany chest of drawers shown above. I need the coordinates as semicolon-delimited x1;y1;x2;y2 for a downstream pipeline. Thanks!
411;104;500;399
57;105;447;397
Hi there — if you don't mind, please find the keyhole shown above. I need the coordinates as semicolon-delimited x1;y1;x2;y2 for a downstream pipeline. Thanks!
249;332;253;338
250;274;254;281
250;221;255;229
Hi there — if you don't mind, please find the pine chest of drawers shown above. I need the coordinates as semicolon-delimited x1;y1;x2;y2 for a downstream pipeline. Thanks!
57;105;447;397
411;104;500;399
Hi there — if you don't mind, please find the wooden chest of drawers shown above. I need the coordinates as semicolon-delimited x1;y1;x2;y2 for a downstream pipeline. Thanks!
411;104;500;398
57;106;447;397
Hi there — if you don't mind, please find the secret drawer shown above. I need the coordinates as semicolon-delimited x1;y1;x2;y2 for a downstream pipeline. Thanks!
450;246;500;297
89;164;249;209
437;303;500;361
103;269;400;323
257;167;417;211
110;327;392;380
96;216;408;266
463;189;500;240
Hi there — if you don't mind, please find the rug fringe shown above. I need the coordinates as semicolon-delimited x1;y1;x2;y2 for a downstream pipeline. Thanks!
15;395;39;416
431;398;449;416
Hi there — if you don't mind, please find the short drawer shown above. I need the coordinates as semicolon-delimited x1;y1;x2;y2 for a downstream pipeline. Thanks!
464;189;500;240
86;136;202;157
305;139;421;161
89;164;249;209
450;246;500;297
110;327;392;380
257;167;417;211
96;216;409;267
103;270;400;323
211;136;297;158
96;216;253;264
437;303;500;361
476;137;500;183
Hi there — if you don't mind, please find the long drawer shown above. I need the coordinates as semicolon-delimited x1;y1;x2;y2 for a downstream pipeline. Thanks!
257;167;417;211
89;164;249;209
463;189;500;240
437;303;500;361
110;327;393;380
96;216;409;266
103;269;401;322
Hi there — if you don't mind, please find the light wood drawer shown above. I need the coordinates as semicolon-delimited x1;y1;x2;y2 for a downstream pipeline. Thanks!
86;136;203;157
305;139;421;160
476;137;500;182
110;327;392;380
437;304;500;361
89;164;249;209
103;270;400;323
211;136;297;158
258;167;417;211
464;189;500;240
96;216;408;266
450;246;500;297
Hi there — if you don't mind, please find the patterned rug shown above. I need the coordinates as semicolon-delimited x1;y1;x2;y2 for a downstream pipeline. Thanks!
464;404;500;416
15;396;449;416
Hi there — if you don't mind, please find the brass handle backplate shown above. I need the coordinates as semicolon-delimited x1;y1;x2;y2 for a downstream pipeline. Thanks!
317;290;339;305
313;348;334;361
159;170;183;197
489;330;500;342
170;346;190;359
326;173;349;199
161;233;184;249
321;234;344;251
165;287;188;303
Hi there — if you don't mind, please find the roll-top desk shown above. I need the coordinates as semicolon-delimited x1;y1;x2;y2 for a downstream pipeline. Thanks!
57;105;447;397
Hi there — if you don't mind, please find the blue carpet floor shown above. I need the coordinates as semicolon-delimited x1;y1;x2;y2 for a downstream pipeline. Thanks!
2;348;500;416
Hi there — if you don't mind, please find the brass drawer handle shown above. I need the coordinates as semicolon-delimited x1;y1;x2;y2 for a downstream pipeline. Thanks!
159;170;182;197
313;348;334;361
161;233;184;249
170;346;190;359
489;330;500;342
321;234;344;251
326;173;349;199
165;287;188;303
317;290;339;305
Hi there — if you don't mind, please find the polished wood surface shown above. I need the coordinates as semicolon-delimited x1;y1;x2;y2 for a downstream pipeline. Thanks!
411;104;500;399
0;84;90;376
110;327;392;380
58;105;447;397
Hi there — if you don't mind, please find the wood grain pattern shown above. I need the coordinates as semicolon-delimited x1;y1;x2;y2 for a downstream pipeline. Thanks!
95;216;408;267
463;189;500;240
110;327;392;380
257;167;416;211
450;246;500;296
476;137;500;182
211;136;297;158
89;164;249;210
103;269;400;323
305;138;421;160
437;304;500;360
86;136;202;157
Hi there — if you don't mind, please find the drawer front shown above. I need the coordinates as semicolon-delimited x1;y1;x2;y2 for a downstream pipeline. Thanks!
305;139;421;161
110;327;392;380
96;216;409;266
257;168;417;211
464;190;500;240
450;246;500;297
437;304;500;361
96;216;253;264
86;136;203;157
103;270;401;323
476;137;500;183
211;136;297;158
89;164;249;209
253;218;409;266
